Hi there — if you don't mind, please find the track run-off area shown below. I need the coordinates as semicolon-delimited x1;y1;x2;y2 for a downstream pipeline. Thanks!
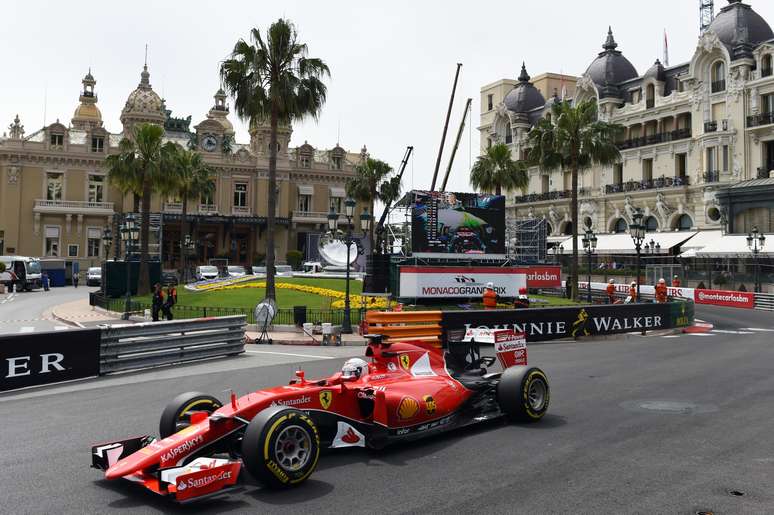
1;305;773;514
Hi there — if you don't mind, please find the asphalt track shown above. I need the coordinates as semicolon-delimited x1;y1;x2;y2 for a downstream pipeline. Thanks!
1;306;774;514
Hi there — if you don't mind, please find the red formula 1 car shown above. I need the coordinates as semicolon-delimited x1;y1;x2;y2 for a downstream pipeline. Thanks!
91;332;550;502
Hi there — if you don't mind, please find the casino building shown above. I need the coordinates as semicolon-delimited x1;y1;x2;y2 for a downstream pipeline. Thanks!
480;0;774;261
0;64;367;270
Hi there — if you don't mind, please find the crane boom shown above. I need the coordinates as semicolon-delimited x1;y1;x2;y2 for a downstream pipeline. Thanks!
375;146;414;251
440;98;472;192
430;63;462;191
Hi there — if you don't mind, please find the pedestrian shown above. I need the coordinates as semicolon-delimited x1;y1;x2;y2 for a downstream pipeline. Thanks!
483;282;498;310
513;287;530;309
672;275;681;288
42;271;50;292
72;272;79;288
151;283;164;322
606;278;616;304
565;276;573;299
162;285;177;320
655;278;668;303
626;281;637;303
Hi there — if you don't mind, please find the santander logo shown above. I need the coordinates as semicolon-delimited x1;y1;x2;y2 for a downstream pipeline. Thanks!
341;427;361;444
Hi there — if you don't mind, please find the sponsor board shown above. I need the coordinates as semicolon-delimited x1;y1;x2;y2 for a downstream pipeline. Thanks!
173;461;241;501
270;395;312;408
161;434;204;464
1;328;100;392
514;266;562;288
397;396;420;420
694;289;754;309
399;266;527;298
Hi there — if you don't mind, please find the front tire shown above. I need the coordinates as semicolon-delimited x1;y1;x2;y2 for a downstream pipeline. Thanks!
159;392;222;438
497;366;550;422
241;406;320;489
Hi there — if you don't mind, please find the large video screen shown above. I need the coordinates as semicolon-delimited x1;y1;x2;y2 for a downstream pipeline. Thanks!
410;191;505;256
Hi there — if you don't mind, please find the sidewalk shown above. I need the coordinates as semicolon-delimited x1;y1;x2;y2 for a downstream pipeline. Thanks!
245;331;366;346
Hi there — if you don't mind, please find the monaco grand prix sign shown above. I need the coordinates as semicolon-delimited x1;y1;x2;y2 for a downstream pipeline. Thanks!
399;266;527;298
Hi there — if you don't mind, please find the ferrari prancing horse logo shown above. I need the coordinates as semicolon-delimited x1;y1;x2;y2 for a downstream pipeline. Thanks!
319;390;333;410
399;354;411;371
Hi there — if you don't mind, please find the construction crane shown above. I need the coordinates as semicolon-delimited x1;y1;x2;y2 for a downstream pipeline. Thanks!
700;0;714;33
440;98;472;192
430;63;462;191
375;146;413;253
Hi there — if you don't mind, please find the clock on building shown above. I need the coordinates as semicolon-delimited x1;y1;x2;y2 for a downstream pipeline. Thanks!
202;134;218;152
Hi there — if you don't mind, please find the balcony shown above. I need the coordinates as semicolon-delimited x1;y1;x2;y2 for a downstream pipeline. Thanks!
605;176;690;194
513;188;590;204
198;204;218;214
704;121;718;133
747;112;774;128
33;199;114;216
703;170;720;183
291;211;346;224
231;206;251;216
617;128;691;150
162;202;183;213
711;80;726;94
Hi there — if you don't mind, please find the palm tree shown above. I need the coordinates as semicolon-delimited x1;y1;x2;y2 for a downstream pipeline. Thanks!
105;139;142;213
105;123;168;296
346;158;394;253
528;99;622;301
220;19;329;300
167;145;215;278
469;143;529;196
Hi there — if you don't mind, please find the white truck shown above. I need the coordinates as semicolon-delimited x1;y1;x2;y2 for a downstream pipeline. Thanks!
0;256;42;292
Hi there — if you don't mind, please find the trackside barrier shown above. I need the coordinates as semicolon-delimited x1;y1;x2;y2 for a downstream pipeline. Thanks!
754;292;774;312
365;311;443;346
99;316;246;373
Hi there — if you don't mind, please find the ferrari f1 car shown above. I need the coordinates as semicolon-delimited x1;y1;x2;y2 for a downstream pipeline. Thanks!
92;331;549;502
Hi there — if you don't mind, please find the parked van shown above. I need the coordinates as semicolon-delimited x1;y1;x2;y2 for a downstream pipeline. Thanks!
86;267;102;286
195;265;219;281
226;265;246;278
0;256;42;291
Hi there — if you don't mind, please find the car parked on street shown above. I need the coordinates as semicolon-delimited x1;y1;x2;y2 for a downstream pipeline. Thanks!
86;267;102;286
195;265;219;282
226;265;246;278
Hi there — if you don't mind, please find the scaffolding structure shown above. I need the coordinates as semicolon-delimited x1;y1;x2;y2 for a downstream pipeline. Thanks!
506;217;548;264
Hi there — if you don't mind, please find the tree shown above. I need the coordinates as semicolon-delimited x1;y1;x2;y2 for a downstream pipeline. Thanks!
346;158;395;253
221;19;329;301
105;123;169;296
528;99;622;301
167;145;215;277
469;143;529;196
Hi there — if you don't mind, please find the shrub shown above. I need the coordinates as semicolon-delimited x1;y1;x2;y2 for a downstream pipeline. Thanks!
286;250;304;270
0;262;5;274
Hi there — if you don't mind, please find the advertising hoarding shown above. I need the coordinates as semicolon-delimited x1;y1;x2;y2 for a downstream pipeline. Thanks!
410;191;505;257
399;266;527;299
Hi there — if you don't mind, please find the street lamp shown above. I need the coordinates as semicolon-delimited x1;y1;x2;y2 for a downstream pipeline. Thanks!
582;229;597;303
182;234;196;283
747;225;766;292
120;213;138;320
629;209;645;302
102;227;113;260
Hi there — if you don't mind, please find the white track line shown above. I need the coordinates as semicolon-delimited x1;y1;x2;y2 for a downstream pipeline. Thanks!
712;329;754;335
18;326;35;333
688;333;715;337
244;349;336;360
54;326;70;331
662;335;681;339
742;328;774;332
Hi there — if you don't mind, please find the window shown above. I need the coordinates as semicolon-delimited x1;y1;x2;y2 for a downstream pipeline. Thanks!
487;94;493;111
614;218;628;233
297;194;311;212
67;244;79;258
45;226;60;257
46;173;63;201
676;214;693;231
0;230;4;255
541;175;550;194
487;138;492;149
645;216;658;231
646;84;655;109
613;163;623;185
642;158;653;182
763;55;773;77
330;196;342;213
763;94;774;114
201;189;215;207
676;153;687;178
233;183;247;207
91;136;104;153
505;128;512;144
711;61;726;93
88;175;104;203
50;133;64;147
722;145;729;172
87;228;101;257
332;156;342;170
706;147;717;173
300;155;311;168
630;89;641;104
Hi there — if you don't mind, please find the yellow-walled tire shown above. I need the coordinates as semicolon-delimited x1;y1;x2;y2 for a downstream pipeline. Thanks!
159;392;222;438
497;366;550;422
241;406;320;489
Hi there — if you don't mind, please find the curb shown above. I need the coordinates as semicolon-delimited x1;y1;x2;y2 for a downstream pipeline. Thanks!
50;307;86;329
682;322;714;334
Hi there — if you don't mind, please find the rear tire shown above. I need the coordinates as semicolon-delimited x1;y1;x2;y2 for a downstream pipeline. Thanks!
241;406;320;489
159;392;222;438
497;366;550;422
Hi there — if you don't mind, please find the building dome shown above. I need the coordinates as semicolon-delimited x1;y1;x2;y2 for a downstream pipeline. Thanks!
120;65;166;126
71;70;103;130
72;103;102;123
708;1;774;59
504;63;546;113
643;59;666;82
585;27;638;97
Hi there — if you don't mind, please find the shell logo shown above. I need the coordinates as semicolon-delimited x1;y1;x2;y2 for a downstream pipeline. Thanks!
396;396;420;420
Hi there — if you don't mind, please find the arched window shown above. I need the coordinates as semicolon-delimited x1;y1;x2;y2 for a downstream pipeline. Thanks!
562;221;573;236
646;84;655;109
613;218;628;233
546;223;554;235
711;61;726;93
645;216;658;231
763;54;773;77
676;214;693;231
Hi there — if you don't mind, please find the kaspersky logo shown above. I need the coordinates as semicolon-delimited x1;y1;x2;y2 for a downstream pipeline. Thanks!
161;435;204;463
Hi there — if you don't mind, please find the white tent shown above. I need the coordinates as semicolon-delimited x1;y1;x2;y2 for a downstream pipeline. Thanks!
694;233;773;258
549;231;696;255
678;230;724;258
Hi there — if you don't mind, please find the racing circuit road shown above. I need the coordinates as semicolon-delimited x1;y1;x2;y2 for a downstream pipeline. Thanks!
2;305;774;514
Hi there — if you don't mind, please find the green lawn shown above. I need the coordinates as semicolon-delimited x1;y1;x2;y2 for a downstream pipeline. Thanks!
137;277;363;310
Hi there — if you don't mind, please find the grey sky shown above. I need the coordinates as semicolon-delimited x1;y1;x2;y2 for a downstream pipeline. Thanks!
4;0;773;195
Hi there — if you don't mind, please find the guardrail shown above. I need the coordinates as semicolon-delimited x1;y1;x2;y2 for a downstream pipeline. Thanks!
754;292;774;312
99;316;246;373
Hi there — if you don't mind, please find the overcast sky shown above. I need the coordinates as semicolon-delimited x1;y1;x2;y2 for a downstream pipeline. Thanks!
4;0;774;195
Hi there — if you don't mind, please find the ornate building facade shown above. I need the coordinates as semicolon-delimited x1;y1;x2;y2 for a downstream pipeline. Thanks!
480;0;774;244
0;64;367;269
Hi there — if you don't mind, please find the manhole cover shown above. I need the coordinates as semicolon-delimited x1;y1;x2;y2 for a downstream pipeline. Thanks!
620;400;719;415
728;490;745;497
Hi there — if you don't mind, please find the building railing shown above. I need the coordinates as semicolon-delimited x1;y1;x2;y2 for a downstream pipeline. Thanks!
33;199;114;213
292;210;345;220
198;204;218;214
617;128;691;150
704;121;718;133
231;206;251;216
747;112;774;128
163;202;183;212
605;175;689;194
513;188;590;204
703;170;721;183
711;80;726;94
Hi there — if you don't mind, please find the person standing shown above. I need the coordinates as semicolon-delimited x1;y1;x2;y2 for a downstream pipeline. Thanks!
151;283;164;322
483;282;498;310
72;272;79;288
42;271;50;292
513;287;530;309
655;278;668;303
672;275;681;288
162;285;177;320
626;281;637;303
606;279;616;304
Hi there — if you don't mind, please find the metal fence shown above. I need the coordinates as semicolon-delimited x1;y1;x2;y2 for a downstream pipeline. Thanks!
755;292;774;312
99;316;246;373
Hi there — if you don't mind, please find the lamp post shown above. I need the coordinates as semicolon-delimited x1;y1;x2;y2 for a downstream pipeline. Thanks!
582;229;597;303
747;225;766;293
121;213;138;320
629;209;645;302
102;227;113;261
183;234;196;283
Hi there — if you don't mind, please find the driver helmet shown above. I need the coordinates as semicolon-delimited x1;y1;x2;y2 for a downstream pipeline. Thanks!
341;358;368;380
609;279;615;284
486;282;494;289
658;278;666;284
630;281;636;287
519;287;527;295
